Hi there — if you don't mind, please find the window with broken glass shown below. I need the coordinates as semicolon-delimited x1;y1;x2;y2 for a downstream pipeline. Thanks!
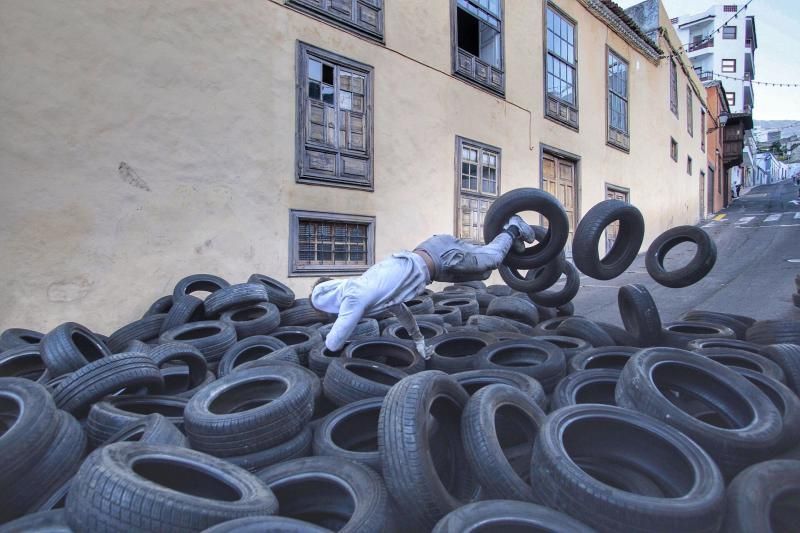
452;0;505;95
545;5;578;129
297;43;373;190
286;0;383;42
456;137;500;243
290;210;375;275
607;49;629;151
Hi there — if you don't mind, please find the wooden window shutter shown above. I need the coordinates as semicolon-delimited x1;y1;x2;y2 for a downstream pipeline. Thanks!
289;0;383;41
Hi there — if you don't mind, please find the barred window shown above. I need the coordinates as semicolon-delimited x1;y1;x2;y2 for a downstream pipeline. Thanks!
607;49;629;151
545;5;578;129
290;210;375;275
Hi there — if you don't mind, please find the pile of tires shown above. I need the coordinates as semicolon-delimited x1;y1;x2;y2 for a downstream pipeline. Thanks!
793;273;800;308
1;188;798;531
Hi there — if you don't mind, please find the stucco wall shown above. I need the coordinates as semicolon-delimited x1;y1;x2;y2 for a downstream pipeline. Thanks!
0;0;706;334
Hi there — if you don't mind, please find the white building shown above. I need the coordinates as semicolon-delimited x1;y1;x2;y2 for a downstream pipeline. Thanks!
754;152;788;185
671;4;756;114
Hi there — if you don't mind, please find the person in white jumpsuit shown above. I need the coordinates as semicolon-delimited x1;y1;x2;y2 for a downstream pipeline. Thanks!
310;216;535;359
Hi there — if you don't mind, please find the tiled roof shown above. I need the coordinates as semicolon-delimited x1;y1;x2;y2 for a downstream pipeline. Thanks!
582;0;663;61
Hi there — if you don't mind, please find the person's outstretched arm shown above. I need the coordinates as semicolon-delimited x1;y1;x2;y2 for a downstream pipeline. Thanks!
388;303;432;359
325;295;369;352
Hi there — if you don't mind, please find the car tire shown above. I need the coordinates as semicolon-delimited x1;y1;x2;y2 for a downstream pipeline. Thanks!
322;358;407;407
572;200;645;280
550;369;621;410
475;339;565;392
432;500;594;533
219;302;281;339
555;317;615;347
486;296;540;326
617;284;662;346
645;226;717;288
344;338;425;374
527;262;580;308
312;397;383;472
427;332;496;373
247;274;296;310
87;395;188;448
722;459;800;533
40;322;111;377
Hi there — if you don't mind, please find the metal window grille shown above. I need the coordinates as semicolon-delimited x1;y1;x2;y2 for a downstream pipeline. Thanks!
297;220;368;266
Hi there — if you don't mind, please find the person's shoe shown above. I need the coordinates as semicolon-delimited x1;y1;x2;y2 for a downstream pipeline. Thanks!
504;215;536;243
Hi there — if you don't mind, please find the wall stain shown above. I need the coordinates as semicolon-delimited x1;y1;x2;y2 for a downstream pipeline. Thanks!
119;161;151;191
48;276;93;303
194;238;213;255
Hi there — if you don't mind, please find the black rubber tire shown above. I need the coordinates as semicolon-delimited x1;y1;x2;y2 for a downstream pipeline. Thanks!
595;322;640;347
557;301;575;316
148;342;208;389
661;321;737;349
52;353;163;417
568;346;638;373
225;425;313;473
159;321;238;365
184;365;314;457
680;310;751;340
255;456;394;533
267;326;323;364
432;305;462;327
498;256;566;294
530;404;725;533
124;339;152;353
66;442;277;532
0;345;50;383
308;342;346;377
381;320;446;342
555;317;615;347
436;297;479;322
87;395;188;447
312;397;383;471
403;296;435;315
320;318;380;341
107;314;167;354
746;320;800;345
0;328;44;351
686;337;768;356
464;315;520;335
164;368;216;399
6;409;86;518
763;344;800;394
204;283;270;318
697;347;786;383
247;273;296;310
616;347;784;479
322;358;407;406
550;369;621;410
0;379;62;520
532;316;571;336
486;285;514;296
203;516;329;533
279;300;331;327
475;291;496;314
452;369;547;410
172;273;230;300
427;331;496;373
454;281;486;291
475;339;565;392
646;226;717;288
432;500;594;533
529;335;592;361
0;509;72;532
461;384;545;501
794;292;800;308
142;295;174;318
344;338;425;374
572;200;645;280
618;284;662;346
733;368;800;454
383;313;445;331
483;188;570;269
535;304;558;322
378;371;478;530
722;459;800;533
160;295;206;334
40;322;111;377
103;413;187;447
233;360;322;406
217;336;291;377
486;296;539;326
527;262;580;308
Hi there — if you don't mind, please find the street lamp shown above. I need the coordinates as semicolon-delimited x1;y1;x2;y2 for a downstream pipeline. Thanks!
707;111;729;133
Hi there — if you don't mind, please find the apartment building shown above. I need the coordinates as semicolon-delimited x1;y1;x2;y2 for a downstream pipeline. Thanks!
0;0;707;332
754;152;789;185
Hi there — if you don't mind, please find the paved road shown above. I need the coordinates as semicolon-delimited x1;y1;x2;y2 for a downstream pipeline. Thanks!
569;179;800;326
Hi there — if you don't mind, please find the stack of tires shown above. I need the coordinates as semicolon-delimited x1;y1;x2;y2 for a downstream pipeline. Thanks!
1;187;799;532
793;273;800;308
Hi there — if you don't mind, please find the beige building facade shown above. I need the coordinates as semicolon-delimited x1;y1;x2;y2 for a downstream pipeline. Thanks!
0;0;707;333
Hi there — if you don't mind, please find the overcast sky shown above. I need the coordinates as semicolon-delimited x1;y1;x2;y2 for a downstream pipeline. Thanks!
614;0;800;121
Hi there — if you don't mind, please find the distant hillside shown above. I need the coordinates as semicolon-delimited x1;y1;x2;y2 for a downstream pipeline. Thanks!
754;120;800;141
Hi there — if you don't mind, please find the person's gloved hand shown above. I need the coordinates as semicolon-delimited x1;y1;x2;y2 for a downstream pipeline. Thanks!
414;337;433;360
503;215;536;243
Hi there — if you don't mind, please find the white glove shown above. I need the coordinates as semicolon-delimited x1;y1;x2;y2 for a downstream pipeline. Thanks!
503;215;536;243
414;338;432;360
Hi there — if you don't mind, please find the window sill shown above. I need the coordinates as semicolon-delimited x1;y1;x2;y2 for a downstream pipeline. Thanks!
453;71;506;98
606;140;630;154
297;175;374;192
545;113;579;133
289;266;369;277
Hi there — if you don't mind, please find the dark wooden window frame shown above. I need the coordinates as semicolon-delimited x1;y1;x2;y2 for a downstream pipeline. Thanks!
722;25;737;39
687;155;693;175
543;3;579;131
450;0;506;96
687;85;694;137
606;46;629;153
670;137;678;162
285;0;384;43
701;109;706;152
726;91;736;106
669;58;678;118
296;42;374;191
454;136;502;243
721;59;737;73
289;209;376;276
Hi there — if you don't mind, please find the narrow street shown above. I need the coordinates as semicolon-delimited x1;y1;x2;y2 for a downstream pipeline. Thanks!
571;179;800;325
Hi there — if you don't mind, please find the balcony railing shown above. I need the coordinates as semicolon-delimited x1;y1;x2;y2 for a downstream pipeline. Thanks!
689;38;714;52
697;71;714;81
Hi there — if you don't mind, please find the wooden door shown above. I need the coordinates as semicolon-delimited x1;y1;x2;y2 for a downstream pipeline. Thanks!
542;154;577;249
605;186;629;253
